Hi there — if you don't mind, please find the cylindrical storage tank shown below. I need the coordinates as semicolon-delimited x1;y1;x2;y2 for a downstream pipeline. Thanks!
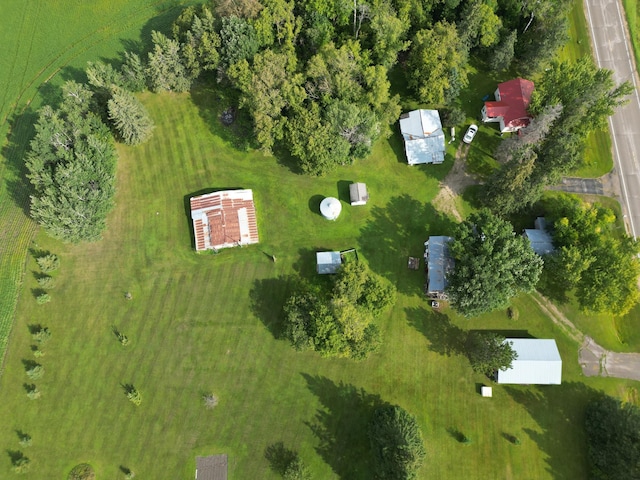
320;197;342;220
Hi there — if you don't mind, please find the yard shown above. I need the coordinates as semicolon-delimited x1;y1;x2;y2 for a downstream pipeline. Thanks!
0;1;639;478
0;89;635;479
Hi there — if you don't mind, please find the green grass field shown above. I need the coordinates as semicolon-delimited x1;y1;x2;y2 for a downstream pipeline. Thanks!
0;1;638;478
622;0;640;71
0;88;635;479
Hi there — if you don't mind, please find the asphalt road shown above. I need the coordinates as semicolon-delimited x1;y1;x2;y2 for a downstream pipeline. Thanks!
585;0;640;238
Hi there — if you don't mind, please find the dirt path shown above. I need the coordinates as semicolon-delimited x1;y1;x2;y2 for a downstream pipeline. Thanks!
532;292;640;381
432;144;478;222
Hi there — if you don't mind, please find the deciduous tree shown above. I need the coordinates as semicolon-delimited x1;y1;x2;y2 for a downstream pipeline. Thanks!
447;210;543;317
465;332;517;376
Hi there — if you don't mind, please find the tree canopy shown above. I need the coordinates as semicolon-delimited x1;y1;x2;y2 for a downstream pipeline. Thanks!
283;260;396;359
446;210;543;317
543;194;640;315
465;332;517;376
26;81;117;243
369;404;426;480
585;394;640;480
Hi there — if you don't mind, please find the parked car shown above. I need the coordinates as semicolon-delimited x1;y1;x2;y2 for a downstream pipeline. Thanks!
463;124;478;144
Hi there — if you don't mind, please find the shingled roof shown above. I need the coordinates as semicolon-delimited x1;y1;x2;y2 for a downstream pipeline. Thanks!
196;455;227;480
482;78;534;132
190;190;259;251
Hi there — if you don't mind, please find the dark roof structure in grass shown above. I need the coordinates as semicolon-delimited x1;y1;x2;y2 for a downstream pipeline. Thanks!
424;236;454;299
196;455;227;480
190;189;259;252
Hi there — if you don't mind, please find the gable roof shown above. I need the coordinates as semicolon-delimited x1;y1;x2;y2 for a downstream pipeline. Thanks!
425;236;454;294
484;78;534;130
523;217;554;256
196;455;227;480
317;251;342;274
190;190;259;251
349;182;369;206
399;110;445;165
497;339;562;385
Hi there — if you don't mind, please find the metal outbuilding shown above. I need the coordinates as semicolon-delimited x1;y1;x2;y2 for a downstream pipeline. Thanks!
497;339;562;385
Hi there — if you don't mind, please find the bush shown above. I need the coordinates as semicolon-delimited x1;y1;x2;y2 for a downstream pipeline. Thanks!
18;433;32;448
440;106;466;128
203;393;218;409
36;254;60;272
507;306;519;320
36;293;51;304
68;463;96;480
25;384;41;400
32;326;51;344
124;384;142;406
26;364;44;380
37;275;55;289
12;455;30;474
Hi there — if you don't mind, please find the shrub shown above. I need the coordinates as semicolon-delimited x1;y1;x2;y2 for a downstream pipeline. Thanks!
33;347;45;358
36;254;60;272
36;293;51;304
37;275;56;289
203;393;218;409
507;306;519;320
68;463;96;480
26;364;44;380
18;433;32;448
12;455;30;474
124;384;142;406
32;326;51;344
25;384;41;400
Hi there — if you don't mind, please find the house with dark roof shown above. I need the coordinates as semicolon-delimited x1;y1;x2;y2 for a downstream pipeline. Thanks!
196;455;227;480
399;109;446;165
481;78;534;133
497;339;562;385
424;236;454;300
523;217;554;256
190;189;259;252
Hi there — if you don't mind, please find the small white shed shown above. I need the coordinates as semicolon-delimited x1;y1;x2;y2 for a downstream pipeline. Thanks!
497;339;562;385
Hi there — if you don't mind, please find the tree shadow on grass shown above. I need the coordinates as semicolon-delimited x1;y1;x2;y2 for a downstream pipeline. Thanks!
405;306;467;357
302;373;383;480
264;442;297;476
2;108;38;218
249;276;295;340
359;194;457;296
504;381;604;480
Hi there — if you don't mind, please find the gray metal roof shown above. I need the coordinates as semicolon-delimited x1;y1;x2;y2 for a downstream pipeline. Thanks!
399;110;446;165
196;455;227;480
497;339;562;385
317;251;342;274
349;182;369;205
524;217;554;255
425;236;454;293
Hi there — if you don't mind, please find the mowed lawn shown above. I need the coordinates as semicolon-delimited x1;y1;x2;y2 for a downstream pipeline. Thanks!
0;0;193;374
0;90;634;479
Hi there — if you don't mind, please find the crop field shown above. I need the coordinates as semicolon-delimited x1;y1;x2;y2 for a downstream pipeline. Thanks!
0;1;638;479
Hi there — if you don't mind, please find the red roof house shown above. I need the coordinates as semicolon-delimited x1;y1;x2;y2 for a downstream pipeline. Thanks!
190;189;259;252
481;78;534;133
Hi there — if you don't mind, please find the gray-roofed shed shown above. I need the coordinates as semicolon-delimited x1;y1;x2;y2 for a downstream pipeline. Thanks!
196;455;227;480
349;182;369;206
424;236;454;299
524;217;554;255
399;110;446;165
317;251;342;274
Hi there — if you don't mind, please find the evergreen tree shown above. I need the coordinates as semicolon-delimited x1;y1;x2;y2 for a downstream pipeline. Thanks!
147;30;191;92
107;86;154;145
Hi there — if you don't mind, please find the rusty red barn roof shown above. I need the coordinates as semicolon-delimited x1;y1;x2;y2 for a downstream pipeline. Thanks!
190;190;259;251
